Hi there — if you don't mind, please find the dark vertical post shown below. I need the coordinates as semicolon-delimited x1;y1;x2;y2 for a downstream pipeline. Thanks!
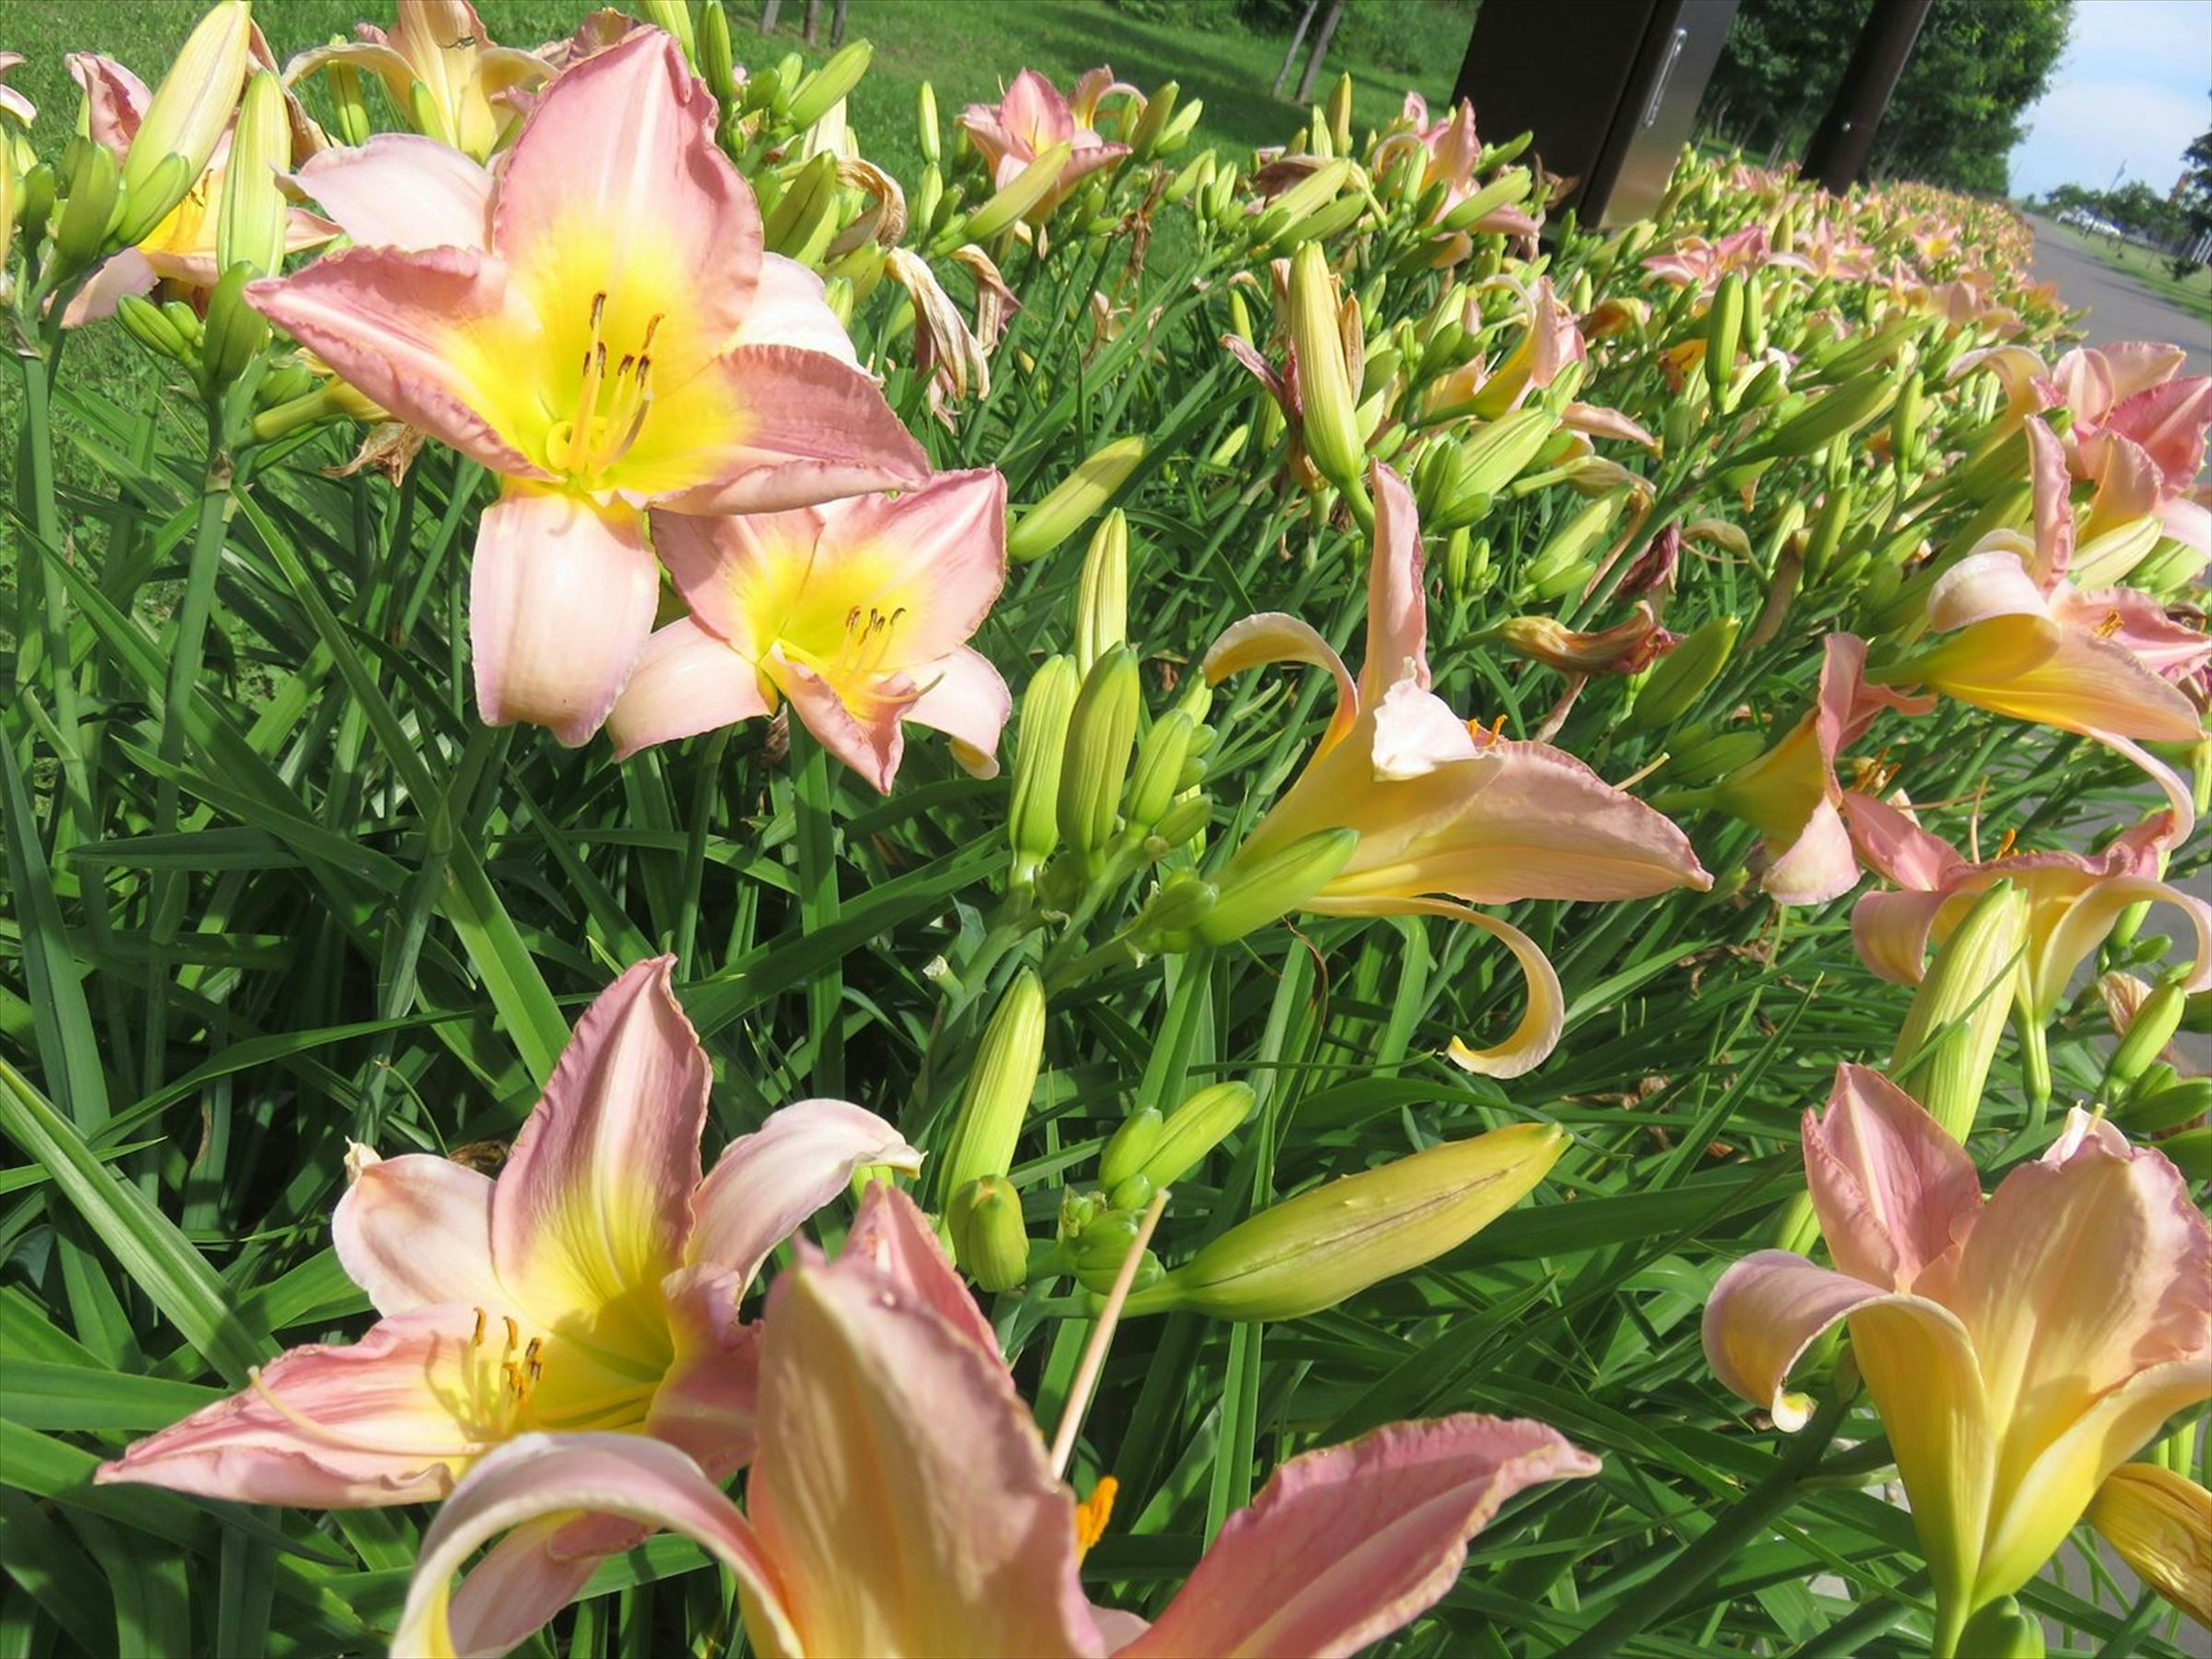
1801;0;1936;192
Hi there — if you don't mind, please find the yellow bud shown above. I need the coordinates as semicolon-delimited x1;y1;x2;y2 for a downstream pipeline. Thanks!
946;1176;1031;1293
1006;437;1147;565
1128;80;1179;160
1009;655;1081;882
1137;1081;1254;1188
216;70;288;279
1195;827;1359;946
1058;647;1142;863
1891;881;2025;1142
1288;241;1364;493
1126;1123;1566;1320
937;971;1047;1203
1075;509;1128;673
120;0;249;230
1324;73;1353;153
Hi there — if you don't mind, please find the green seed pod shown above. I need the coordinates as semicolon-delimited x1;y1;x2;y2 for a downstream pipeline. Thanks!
1124;1124;1566;1321
1009;655;1081;882
936;971;1047;1203
1195;827;1359;946
1099;1106;1165;1190
1058;646;1142;863
947;1176;1031;1293
1630;615;1738;731
1138;1081;1255;1189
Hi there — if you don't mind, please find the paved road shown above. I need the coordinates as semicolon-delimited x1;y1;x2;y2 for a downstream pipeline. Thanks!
2027;214;2212;377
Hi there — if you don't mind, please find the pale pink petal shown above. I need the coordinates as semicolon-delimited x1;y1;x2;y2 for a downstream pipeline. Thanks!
731;252;859;366
604;616;772;761
1839;790;1964;890
651;345;931;516
748;1259;1101;1658
1803;1063;1982;1290
1851;886;1956;986
393;1433;798;1659
1369;681;1483;781
491;957;709;1336
1926;547;2051;634
470;488;660;745
1360;463;1431;703
66;52;149;158
292;134;494;251
96;1306;509;1507
775;650;912;793
2100;341;2188;400
2054;585;2212;681
840;1181;1001;1359
1562;401;1660;449
646;1303;762;1475
2024;416;2075;586
58;248;157;328
2101;377;2212;495
2154;494;2210;562
995;69;1077;155
247;247;545;476
687;1097;922;1291
805;467;1010;665
332;1148;498;1316
1203;612;1359;755
650;503;825;645
1758;797;1861;907
490;32;763;363
1124;1416;1599;1659
906;645;1014;778
2034;874;2212;1007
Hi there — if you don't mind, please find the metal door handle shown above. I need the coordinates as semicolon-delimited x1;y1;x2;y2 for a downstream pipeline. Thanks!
1642;26;1690;127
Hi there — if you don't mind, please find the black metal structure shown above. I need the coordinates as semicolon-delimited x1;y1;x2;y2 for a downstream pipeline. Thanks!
1801;0;1937;192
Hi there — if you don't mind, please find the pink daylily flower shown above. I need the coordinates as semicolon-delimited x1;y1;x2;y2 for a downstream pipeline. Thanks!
1641;224;1769;296
99;957;919;1543
1375;92;1541;256
1839;790;2211;1021
284;0;550;162
1202;463;1709;1075
0;51;36;124
1700;634;1933;906
959;69;1131;219
393;1183;1601;1658
249;32;929;744
1425;278;1658;449
605;468;1012;791
1703;1066;2212;1643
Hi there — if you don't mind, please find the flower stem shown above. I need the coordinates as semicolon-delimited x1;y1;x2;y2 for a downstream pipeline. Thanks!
789;724;844;1097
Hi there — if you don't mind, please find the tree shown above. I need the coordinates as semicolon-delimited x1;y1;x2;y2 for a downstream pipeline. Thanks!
1272;0;1321;99
2180;122;2212;240
1293;0;1346;105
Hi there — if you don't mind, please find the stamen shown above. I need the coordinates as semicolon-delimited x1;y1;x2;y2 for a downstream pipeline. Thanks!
1074;1475;1119;1558
1995;828;2018;860
2094;610;2124;639
248;1365;492;1459
470;1307;486;1348
502;1315;520;1357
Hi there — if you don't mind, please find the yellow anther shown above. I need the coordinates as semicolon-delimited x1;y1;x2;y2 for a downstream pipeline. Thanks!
469;1306;486;1347
2094;609;2124;639
1995;828;2018;860
1465;713;1509;746
502;1315;520;1357
1074;1475;1118;1559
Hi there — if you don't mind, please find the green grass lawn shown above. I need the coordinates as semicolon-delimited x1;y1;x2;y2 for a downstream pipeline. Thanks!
2037;216;2212;329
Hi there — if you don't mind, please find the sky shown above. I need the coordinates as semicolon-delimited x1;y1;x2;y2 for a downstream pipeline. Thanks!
2009;0;2211;197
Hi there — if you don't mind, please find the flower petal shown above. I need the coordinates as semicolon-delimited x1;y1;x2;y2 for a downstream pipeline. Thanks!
1926;547;2053;634
1802;1063;1982;1291
646;1298;762;1475
791;468;1010;666
492;957;709;1345
1756;796;1861;907
1203;612;1359;757
471;487;660;745
58;248;157;328
777;650;913;793
687;1097;922;1291
733;252;861;366
748;1258;1101;1658
840;1180;1002;1359
96;1306;513;1506
1850;885;1957;986
65;52;149;157
906;645;1014;778
332;1146;498;1316
1369;681;1483;781
1839;790;1964;891
2086;1463;2212;1628
1124;1415;1599;1659
248;245;543;476
291;134;494;251
604;616;772;762
1359;464;1431;705
392;1433;796;1659
2023;416;2075;586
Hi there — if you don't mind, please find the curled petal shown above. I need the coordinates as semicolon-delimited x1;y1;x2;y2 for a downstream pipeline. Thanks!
1802;1063;1981;1291
906;645;1014;779
1756;797;1861;907
841;1181;1003;1360
1361;464;1432;704
292;134;495;251
777;652;912;794
1369;681;1484;781
1203;612;1359;757
733;252;861;366
332;1147;498;1316
604;617;773;762
2087;1464;2212;1628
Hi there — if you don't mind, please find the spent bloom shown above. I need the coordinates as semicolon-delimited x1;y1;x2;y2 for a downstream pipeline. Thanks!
252;31;927;743
1202;463;1709;1075
605;468;1013;791
100;959;918;1571
1703;1065;2212;1649
393;1181;1601;1657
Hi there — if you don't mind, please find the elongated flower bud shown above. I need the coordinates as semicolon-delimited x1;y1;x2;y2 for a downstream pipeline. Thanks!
1521;492;1623;592
1460;406;1559;499
323;56;373;148
1075;509;1127;673
1891;881;2025;1142
1009;655;1080;883
1125;1123;1566;1320
119;0;249;237
1138;1081;1254;1188
1630;615;1737;730
1441;166;1531;231
1006;437;1147;565
1125;712;1195;832
1149;796;1213;854
1704;273;1744;406
937;971;1047;1203
916;83;941;166
2107;977;2187;1094
1289;241;1363;494
697;3;738;114
639;0;697;56
1952;1599;2044;1659
788;41;873;131
964;140;1073;240
217;70;288;279
947;1175;1031;1293
1196;827;1359;946
764;151;840;261
1751;368;1900;463
1099;1106;1165;1190
1058;646;1141;863
1128;79;1179;160
52;139;120;273
199;261;269;388
2119;1077;2212;1135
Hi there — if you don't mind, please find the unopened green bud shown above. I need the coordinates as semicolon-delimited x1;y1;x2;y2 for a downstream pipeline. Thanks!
1139;1081;1254;1188
916;83;941;166
1195;827;1359;946
120;0;249;229
407;77;454;148
1890;371;1925;469
1075;509;1127;672
1749;368;1899;463
639;0;698;57
1440;165;1531;231
1288;240;1363;493
1058;646;1141;862
1954;1598;2043;1659
2118;1077;2212;1135
1324;72;1353;153
1077;1240;1162;1297
1156;98;1203;155
2108;978;2188;1093
1006;437;1147;564
1128;80;1179;159
1892;881;2026;1141
1630;615;1737;730
1460;406;1559;501
1665;725;1766;786
1107;1173;1154;1211
947;1176;1031;1292
1801;483;1855;585
116;293;191;362
217;70;289;279
199;262;268;388
788;40;873;131
54;139;120;272
1741;270;1768;356
1150;794;1213;852
1009;655;1080;881
763;151;840;261
1125;712;1195;832
1522;492;1623;592
1099;1106;1165;1189
1705;274;1744;406
936;971;1047;1203
1126;1123;1566;1320
320;56;374;147
1271;191;1368;251
697;3;738;113
964;140;1073;240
